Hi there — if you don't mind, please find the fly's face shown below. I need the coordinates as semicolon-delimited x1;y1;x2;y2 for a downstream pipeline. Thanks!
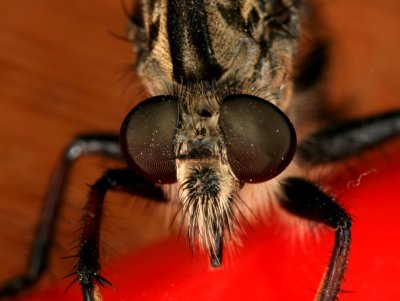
123;0;301;255
121;88;297;256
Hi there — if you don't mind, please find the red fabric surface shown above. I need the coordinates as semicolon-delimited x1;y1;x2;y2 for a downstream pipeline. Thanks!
18;157;400;301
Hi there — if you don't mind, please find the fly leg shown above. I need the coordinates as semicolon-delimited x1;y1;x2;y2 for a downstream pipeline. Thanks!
289;109;400;300
298;110;400;165
0;134;160;297
279;177;352;301
70;168;164;301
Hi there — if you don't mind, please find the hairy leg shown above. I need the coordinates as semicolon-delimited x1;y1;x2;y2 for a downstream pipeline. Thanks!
69;168;165;301
0;134;161;296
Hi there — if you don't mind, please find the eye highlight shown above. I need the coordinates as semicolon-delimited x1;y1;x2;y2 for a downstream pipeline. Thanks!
219;94;296;183
120;95;179;184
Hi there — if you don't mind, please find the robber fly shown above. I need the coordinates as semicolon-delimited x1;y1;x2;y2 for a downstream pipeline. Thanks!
1;0;400;300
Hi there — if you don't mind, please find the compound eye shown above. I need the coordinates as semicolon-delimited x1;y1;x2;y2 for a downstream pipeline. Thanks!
219;94;296;183
120;95;179;183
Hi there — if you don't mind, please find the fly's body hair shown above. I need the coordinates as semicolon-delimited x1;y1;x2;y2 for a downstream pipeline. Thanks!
178;165;239;255
165;78;284;113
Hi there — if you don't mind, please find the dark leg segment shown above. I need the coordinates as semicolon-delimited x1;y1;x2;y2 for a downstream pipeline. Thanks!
279;177;352;301
298;110;400;165
0;134;143;296
71;168;164;301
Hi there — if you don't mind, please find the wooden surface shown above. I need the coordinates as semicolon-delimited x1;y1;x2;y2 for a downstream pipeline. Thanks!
0;0;399;296
0;0;173;291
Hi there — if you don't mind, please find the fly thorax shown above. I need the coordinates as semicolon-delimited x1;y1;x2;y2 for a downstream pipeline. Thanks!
130;0;300;103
